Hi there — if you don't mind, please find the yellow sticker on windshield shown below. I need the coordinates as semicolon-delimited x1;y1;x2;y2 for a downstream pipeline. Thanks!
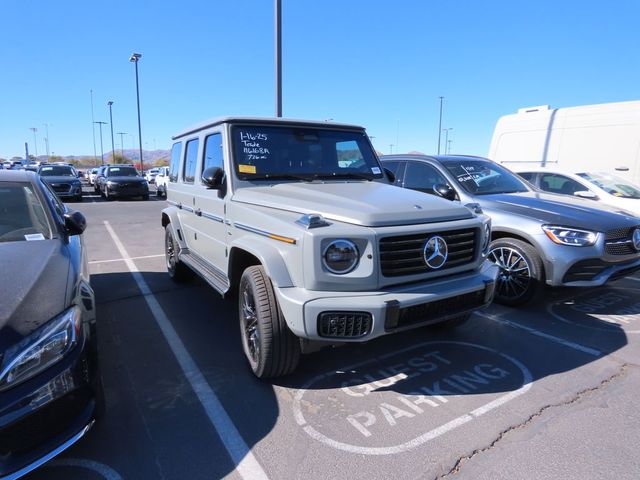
239;164;256;174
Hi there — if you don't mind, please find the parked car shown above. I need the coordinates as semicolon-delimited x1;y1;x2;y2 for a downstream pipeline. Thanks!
95;164;149;200
37;164;83;202
516;167;640;217
88;168;99;186
154;166;169;197
144;168;160;183
380;154;640;306
0;169;101;479
162;117;498;377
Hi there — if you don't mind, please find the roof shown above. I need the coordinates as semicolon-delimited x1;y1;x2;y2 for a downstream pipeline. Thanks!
379;154;492;163
172;116;366;140
0;169;36;182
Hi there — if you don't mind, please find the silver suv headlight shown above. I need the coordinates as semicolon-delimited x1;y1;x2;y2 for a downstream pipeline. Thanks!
542;225;598;247
322;239;359;274
0;306;81;391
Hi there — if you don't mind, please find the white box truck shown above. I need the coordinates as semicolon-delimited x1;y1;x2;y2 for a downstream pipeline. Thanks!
488;100;640;183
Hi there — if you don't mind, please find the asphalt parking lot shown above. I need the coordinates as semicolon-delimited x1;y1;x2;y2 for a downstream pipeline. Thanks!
26;184;640;480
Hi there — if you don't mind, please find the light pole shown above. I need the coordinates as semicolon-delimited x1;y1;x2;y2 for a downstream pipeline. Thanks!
130;53;144;174
275;0;282;117
94;121;107;164
389;144;394;154
447;139;453;154
43;123;51;161
29;127;38;160
117;132;127;162
437;96;444;155
108;101;116;162
443;128;453;155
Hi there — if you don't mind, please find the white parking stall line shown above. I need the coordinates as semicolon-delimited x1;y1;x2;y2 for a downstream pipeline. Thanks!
89;254;164;265
476;311;602;357
103;221;269;480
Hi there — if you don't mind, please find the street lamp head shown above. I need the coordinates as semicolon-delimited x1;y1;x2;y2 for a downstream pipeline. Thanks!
108;101;113;106
129;53;142;62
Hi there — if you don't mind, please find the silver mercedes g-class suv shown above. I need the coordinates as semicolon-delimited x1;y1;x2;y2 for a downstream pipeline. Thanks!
161;117;498;378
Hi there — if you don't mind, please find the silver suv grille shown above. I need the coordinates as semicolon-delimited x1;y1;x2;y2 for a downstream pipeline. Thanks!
379;228;478;277
605;226;640;256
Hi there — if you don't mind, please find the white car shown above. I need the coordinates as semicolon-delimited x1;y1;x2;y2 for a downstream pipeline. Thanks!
88;168;99;185
516;167;640;216
144;168;160;183
154;166;169;197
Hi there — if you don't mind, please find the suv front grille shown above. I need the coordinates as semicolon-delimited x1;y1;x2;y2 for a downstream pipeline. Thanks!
391;290;485;330
605;226;640;256
379;228;478;277
318;312;372;338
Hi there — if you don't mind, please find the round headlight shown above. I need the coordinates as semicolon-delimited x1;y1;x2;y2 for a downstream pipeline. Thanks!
323;239;359;274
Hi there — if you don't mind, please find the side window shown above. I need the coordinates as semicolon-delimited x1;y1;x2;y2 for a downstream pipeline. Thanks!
169;142;182;183
203;133;224;175
517;172;536;184
183;139;199;184
404;162;450;194
540;174;584;195
40;179;64;219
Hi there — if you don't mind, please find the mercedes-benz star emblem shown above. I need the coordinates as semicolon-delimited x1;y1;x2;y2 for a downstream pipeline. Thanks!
633;228;640;251
423;236;448;269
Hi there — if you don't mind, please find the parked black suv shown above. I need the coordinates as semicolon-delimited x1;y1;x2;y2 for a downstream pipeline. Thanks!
95;165;149;200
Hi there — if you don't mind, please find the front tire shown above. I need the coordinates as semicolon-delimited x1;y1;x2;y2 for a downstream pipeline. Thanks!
164;226;194;282
488;238;544;306
239;266;300;378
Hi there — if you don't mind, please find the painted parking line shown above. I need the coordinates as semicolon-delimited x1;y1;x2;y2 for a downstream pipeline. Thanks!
476;311;602;357
89;254;164;265
103;221;269;480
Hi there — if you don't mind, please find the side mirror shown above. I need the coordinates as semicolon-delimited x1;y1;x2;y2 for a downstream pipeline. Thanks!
64;210;87;236
383;168;396;184
202;167;225;189
575;190;598;200
433;183;456;201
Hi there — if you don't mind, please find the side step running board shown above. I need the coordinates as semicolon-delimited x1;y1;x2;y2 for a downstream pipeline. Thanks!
179;249;230;296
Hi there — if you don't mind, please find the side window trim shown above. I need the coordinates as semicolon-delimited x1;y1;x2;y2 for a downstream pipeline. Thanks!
202;131;225;181
182;138;200;184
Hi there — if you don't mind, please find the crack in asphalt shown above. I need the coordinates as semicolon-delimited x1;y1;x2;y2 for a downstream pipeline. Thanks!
436;363;632;479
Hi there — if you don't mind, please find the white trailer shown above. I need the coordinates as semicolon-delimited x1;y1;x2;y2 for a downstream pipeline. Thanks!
488;100;640;184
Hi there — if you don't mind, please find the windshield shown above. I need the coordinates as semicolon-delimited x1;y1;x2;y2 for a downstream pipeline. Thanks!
231;125;382;181
39;165;75;177
108;166;139;177
442;159;530;195
0;182;52;242
577;172;640;199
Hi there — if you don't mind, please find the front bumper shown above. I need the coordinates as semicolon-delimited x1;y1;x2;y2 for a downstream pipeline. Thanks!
275;260;499;341
537;236;640;287
107;183;148;197
0;324;99;479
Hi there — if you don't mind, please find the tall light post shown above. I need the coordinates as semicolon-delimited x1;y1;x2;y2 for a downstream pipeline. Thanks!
275;0;282;117
117;132;127;162
94;121;107;164
447;139;452;154
437;96;444;154
43;123;51;161
107;101;116;162
29;127;38;159
443;128;453;156
130;52;144;174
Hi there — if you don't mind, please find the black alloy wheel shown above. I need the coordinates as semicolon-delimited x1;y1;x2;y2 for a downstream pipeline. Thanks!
239;266;300;378
487;238;544;306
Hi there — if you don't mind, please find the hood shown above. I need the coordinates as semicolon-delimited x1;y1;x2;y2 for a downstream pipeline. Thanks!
0;240;70;353
41;175;80;184
107;176;146;183
480;191;640;231
232;181;474;227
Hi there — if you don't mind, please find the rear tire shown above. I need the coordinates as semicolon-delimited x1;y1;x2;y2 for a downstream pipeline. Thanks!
488;238;544;306
239;266;300;378
165;226;194;282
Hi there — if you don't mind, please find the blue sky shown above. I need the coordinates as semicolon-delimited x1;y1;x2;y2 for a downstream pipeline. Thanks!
1;0;639;159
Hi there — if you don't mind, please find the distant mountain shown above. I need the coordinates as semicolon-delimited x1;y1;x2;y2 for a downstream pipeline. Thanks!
14;149;171;168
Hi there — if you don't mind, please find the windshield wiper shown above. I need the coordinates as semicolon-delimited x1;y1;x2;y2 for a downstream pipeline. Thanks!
311;173;374;181
244;174;314;181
